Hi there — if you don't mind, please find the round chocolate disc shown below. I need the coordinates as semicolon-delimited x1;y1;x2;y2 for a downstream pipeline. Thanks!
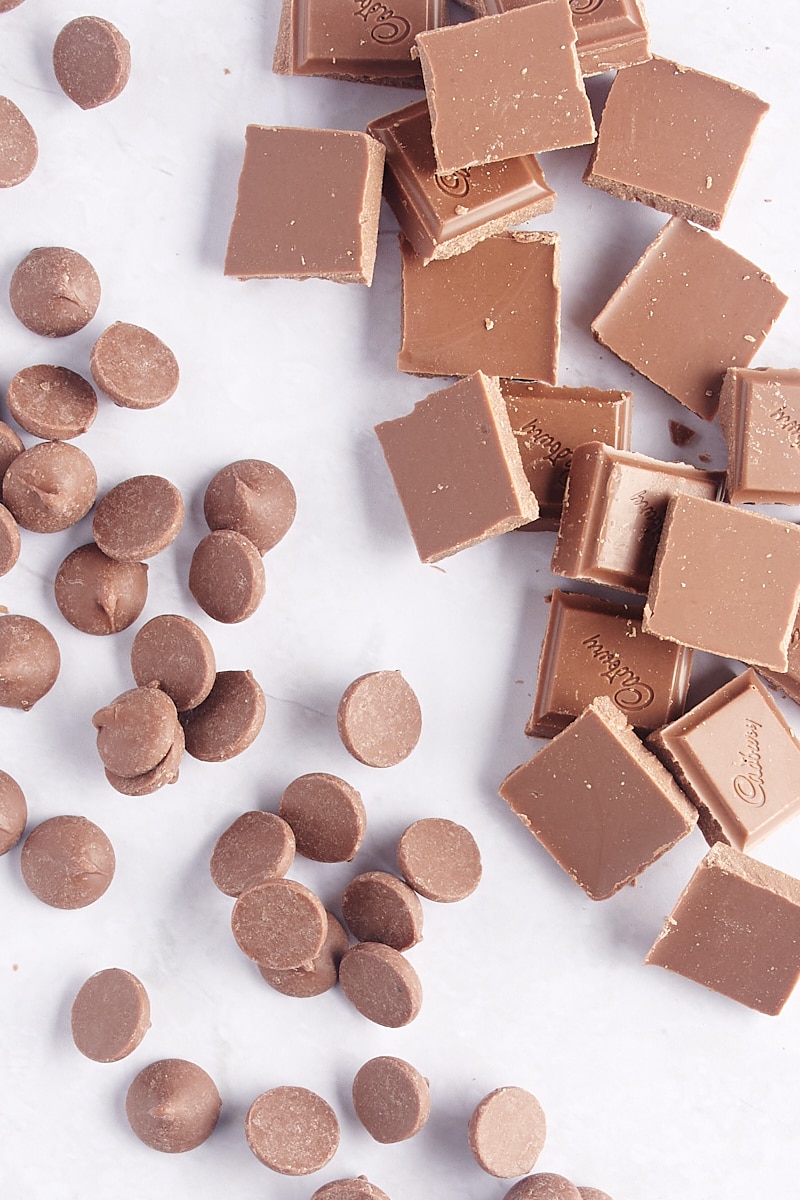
352;1056;430;1143
20;815;115;908
2;441;97;533
0;420;24;482
104;726;184;796
577;1189;614;1200
6;364;97;440
0;503;21;576
55;543;148;635
203;459;297;554
53;16;131;110
397;818;482;902
90;322;179;409
71;967;150;1062
126;1059;221;1153
210;811;295;897
188;529;265;623
93;475;184;561
341;872;423;952
0;612;60;710
278;772;366;863
245;1086;340;1175
338;942;422;1028
504;1176;582;1200
337;670;422;768
311;1180;391;1200
0;95;38;188
9;246;100;337
131;614;215;711
0;769;27;855
180;670;265;761
231;878;327;970
468;1087;547;1179
258;911;349;999
93;686;181;778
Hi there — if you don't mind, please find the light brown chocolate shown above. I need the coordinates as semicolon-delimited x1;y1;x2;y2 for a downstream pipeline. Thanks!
70;968;150;1062
342;871;424;951
180;669;265;761
668;420;696;448
93;475;184;561
245;1086;340;1175
189;530;265;623
104;726;184;796
52;16;131;110
131;614;215;711
0;612;60;710
756;606;800;706
93;686;181;778
468;1086;547;1178
9;246;100;337
337;671;422;768
259;911;349;998
90;322;179;409
397;817;482;902
504;1176;581;1200
2;441;97;533
7;364;98;440
0;421;24;481
0;0;27;9
338;941;422;1027
0;503;21;576
231;878;328;970
54;544;148;635
576;1189;614;1200
279;773;366;862
20;815;114;908
126;1059;221;1152
210;811;295;897
0;769;26;855
0;95;38;187
311;1180;390;1200
719;367;800;504
352;1056;430;1143
203;459;296;554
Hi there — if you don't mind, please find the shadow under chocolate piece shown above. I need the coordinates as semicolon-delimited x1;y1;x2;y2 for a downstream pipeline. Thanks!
719;367;800;504
529;589;692;738
551;442;723;595
502;381;631;531
480;0;650;78
592;218;788;420
647;668;800;852
645;842;800;1015
500;695;697;901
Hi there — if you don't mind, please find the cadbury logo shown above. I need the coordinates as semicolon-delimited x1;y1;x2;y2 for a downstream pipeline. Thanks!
733;718;767;807
769;401;800;451
517;418;573;480
435;168;471;198
354;0;411;44
581;633;654;711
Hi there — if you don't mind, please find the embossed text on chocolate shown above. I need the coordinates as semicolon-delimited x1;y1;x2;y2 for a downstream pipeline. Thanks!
354;0;411;44
769;401;800;451
581;633;655;711
516;417;573;474
733;718;766;806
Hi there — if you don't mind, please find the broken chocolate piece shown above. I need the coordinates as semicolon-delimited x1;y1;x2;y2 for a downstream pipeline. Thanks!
481;0;651;78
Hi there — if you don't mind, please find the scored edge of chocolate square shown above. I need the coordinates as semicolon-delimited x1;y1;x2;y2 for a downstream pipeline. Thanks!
719;367;800;504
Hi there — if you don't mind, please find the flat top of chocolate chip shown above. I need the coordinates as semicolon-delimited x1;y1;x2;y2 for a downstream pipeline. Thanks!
2;440;97;534
93;686;180;777
0;612;60;710
210;811;295;897
189;530;265;623
505;1176;582;1200
338;941;422;1028
576;1189;614;1200
93;475;184;561
245;1086;339;1175
337;670;422;767
125;1059;221;1153
311;1180;391;1200
0;768;26;855
90;322;179;409
341;871;424;952
0;94;37;187
20;815;114;909
397;818;482;902
9;246;101;337
104;724;183;797
468;1087;547;1179
258;910;349;998
204;458;297;554
53;16;131;110
55;543;148;636
231;877;328;969
70;967;150;1062
0;502;21;577
7;365;97;440
0;421;24;481
131;614;216;711
180;669;265;761
352;1056;430;1144
278;772;366;862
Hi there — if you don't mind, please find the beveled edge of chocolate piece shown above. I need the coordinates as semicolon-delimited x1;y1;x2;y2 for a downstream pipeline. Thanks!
571;0;650;77
719;366;800;504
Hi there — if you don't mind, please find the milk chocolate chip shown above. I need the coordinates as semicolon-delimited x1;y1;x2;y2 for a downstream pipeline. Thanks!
70;968;150;1062
131;614;216;711
53;16;131;110
54;544;148;635
93;686;181;778
0;504;21;576
189;530;265;623
337;670;422;767
311;1181;390;1200
0;2;28;15
0;612;60;710
338;941;422;1027
125;1059;221;1152
93;475;184;561
20;815;115;908
577;1189;614;1200
397;818;482;902
180;670;265;761
0;421;24;481
7;365;98;440
203;459;297;554
231;878;328;970
0;769;26;855
504;1177;581;1200
0;95;38;187
258;911;349;998
278;772;366;862
104;725;184;796
2;441;97;533
9;247;100;337
90;322;179;409
468;1087;547;1178
352;1056;430;1143
244;1086;340;1174
210;811;295;897
341;871;424;952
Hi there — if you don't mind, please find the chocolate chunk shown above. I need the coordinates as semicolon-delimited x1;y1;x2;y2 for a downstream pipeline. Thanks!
2;441;97;533
504;1176;582;1200
0;769;26;855
210;811;295;897
376;372;538;563
259;911;349;998
645;843;800;1015
338;941;422;1027
0;421;24;482
225;126;385;285
90;322;179;409
337;670;422;768
245;1086;340;1174
20;815;114;908
468;1086;547;1178
131;614;215;711
125;1059;221;1152
668;420;696;448
0;503;21;576
9;246;101;337
756;605;800;705
231;878;328;970
54;544;148;635
0;612;60;709
279;773;366;862
719;367;800;503
180;669;265;761
189;530;265;623
396;817;482;902
7;365;98;440
500;696;697;901
0;95;38;187
104;726;184;796
568;0;649;76
203;459;296;554
352;1056;430;1143
93;686;181;778
342;871;424;951
93;475;184;561
398;231;560;381
70;968;151;1062
52;16;131;110
311;1181;390;1200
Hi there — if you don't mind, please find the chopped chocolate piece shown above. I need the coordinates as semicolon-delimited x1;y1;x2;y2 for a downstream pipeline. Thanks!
52;16;131;110
245;1086;339;1175
502;380;632;530
719;367;800;504
189;530;265;623
399;231;560;381
647;669;800;852
668;420;696;448
259;911;349;998
643;493;800;671
584;57;768;230
93;475;184;561
90;322;179;409
592;218;788;420
210;811;296;897
352;1056;430;1143
756;607;800;705
528;589;693;738
224;125;385;285
337;670;422;767
551;443;723;594
20;815;114;908
375;372;538;563
500;696;697;900
0;421;24;482
93;686;181;778
505;1176;581;1200
9;247;100;337
203;459;296;554
645;843;800;1015
342;871;424;951
311;1181;390;1200
70;968;150;1063
397;817;482;902
339;941;422;1026
0;612;60;709
54;543;148;635
367;99;555;264
0;769;26;855
0;503;21;576
279;773;366;862
131;614;215;711
468;1086;547;1178
416;3;595;175
231;878;328;970
180;669;265;761
2;441;97;533
0;95;38;187
126;1059;221;1152
104;727;184;796
7;365;97;440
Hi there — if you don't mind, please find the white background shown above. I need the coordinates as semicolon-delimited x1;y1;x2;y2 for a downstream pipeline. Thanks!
1;1;799;1197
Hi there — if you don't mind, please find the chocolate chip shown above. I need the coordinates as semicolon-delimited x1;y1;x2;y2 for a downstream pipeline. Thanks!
2;441;97;533
468;1087;547;1178
104;725;184;796
338;941;422;1027
70;968;150;1062
93;475;184;561
210;811;295;897
6;365;97;440
278;772;366;862
341;871;424;951
203;458;297;554
180;669;265;761
0;503;20;576
20;815;114;908
52;16;131;110
231;878;328;970
258;910;349;998
311;1180;391;1200
337;670;422;767
131;614;215;711
125;1059;221;1153
244;1086;340;1175
0;94;38;187
0;769;26;855
9;246;100;337
0;612;60;709
576;1189;614;1200
93;685;181;778
54;543;148;635
504;1176;582;1200
188;529;265;623
90;322;179;409
352;1056;430;1143
397;817;482;902
0;420;24;481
